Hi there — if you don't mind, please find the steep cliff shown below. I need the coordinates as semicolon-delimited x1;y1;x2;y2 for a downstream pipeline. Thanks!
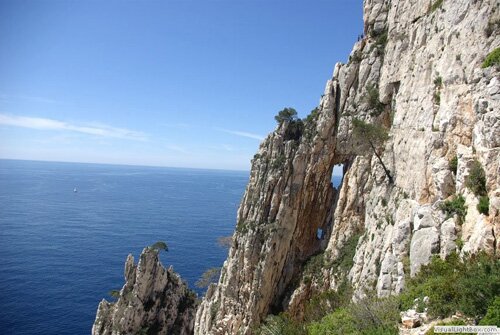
195;0;500;333
92;247;197;335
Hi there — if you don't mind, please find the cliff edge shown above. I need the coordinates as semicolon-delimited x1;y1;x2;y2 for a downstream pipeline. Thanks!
92;0;499;334
195;0;499;333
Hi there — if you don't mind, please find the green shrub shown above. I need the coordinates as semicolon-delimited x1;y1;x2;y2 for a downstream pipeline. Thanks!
304;108;320;141
428;0;443;13
434;76;443;88
303;252;326;283
466;160;487;196
433;91;441;105
256;313;305;335
477;196;490;215
329;233;361;274
365;83;385;116
303;281;352;323
375;31;388;49
352;118;393;183
305;107;320;125
308;307;357;335
449;155;458;174
440;195;467;223
400;252;499;319
308;296;399;335
210;301;220;322
479;296;500;326
482;47;500;68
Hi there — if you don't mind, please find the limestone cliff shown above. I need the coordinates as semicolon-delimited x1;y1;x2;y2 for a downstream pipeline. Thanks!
195;0;500;333
92;247;197;335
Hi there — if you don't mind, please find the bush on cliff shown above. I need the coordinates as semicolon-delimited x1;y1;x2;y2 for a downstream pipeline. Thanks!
479;296;500;326
449;155;458;174
256;252;499;333
439;194;467;223
477;195;490;215
482;47;500;68
399;252;499;320
256;313;305;335
352;118;393;183
308;295;399;335
365;83;385;116
303;281;353;323
466;160;487;196
428;0;443;13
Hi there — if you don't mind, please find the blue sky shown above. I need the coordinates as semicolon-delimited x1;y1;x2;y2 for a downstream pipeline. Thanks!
0;0;363;171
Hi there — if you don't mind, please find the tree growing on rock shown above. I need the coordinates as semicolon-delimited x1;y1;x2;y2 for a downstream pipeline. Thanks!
352;118;393;183
150;241;168;252
274;107;305;141
275;107;298;123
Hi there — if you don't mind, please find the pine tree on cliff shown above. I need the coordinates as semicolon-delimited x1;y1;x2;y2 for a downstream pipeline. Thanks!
352;118;393;184
274;107;298;123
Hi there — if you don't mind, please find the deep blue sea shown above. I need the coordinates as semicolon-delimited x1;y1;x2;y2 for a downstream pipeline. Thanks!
0;159;249;335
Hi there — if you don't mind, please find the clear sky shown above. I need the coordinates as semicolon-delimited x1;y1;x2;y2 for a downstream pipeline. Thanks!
0;0;363;171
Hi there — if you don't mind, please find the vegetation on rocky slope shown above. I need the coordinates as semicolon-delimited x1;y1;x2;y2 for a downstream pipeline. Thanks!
400;252;499;319
352;118;393;183
439;195;467;223
482;47;500;68
256;252;500;334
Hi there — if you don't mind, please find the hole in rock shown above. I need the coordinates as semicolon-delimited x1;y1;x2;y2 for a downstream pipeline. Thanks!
331;164;344;189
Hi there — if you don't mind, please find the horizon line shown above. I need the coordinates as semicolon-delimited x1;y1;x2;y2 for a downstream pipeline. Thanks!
0;157;345;177
0;157;251;173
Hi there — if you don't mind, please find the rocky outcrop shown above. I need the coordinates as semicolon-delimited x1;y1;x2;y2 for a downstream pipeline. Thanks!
195;0;500;333
324;0;500;301
92;247;197;335
194;85;341;333
92;1;498;333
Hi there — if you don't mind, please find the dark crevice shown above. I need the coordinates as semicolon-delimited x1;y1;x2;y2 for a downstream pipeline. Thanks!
411;15;424;24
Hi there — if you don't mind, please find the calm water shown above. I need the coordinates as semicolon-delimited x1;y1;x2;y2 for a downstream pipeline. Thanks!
0;159;249;335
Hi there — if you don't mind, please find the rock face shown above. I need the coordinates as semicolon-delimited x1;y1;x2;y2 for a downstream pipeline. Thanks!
92;247;197;335
195;0;500;333
92;0;499;333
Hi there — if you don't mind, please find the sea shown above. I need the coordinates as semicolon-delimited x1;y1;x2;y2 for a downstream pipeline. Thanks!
0;159;249;335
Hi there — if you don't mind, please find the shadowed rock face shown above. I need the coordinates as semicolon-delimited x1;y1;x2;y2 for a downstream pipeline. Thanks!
92;247;197;335
195;0;500;333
